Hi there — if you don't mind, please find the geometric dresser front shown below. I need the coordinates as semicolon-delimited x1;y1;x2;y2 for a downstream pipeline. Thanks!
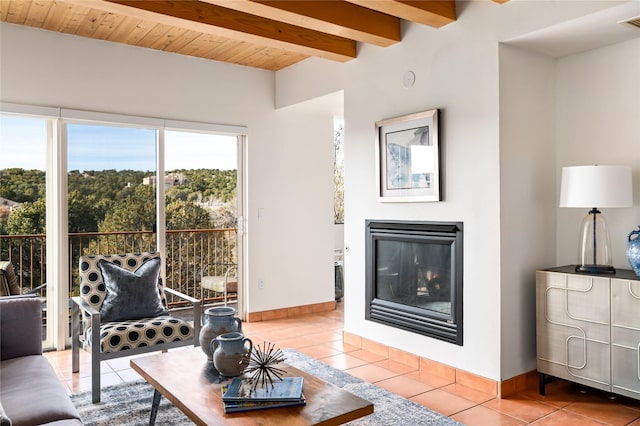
536;266;640;399
611;277;640;399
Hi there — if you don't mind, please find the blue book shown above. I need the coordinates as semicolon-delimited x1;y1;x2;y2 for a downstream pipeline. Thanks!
221;384;306;413
222;377;304;402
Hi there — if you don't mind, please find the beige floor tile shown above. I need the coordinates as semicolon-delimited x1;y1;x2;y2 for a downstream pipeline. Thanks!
563;396;640;426
345;363;399;383
348;349;387;363
441;383;496;404
373;359;418;375
410;388;477;416
529;409;608;425
482;396;558;423
452;405;526;426
321;353;370;370
375;374;434;398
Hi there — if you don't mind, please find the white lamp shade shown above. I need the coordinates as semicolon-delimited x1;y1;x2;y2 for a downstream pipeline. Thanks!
559;165;633;208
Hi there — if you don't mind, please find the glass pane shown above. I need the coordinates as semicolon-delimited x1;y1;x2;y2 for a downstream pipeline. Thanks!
0;115;48;338
67;124;157;298
375;239;452;315
164;131;238;305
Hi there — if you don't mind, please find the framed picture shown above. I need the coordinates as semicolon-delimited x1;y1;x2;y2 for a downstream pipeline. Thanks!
375;109;440;202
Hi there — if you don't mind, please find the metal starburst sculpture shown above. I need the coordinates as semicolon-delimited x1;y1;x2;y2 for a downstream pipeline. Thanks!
242;341;287;391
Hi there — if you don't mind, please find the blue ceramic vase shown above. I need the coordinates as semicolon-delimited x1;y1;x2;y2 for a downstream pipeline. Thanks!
627;226;640;276
211;332;253;377
199;306;242;361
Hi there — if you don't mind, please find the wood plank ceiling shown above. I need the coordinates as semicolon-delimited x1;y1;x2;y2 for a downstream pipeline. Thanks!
0;1;502;71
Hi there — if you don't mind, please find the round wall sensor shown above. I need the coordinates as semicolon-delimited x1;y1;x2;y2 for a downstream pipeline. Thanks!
402;71;415;88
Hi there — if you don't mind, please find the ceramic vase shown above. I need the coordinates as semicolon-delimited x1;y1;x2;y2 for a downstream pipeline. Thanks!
211;332;253;377
199;306;242;361
627;226;640;276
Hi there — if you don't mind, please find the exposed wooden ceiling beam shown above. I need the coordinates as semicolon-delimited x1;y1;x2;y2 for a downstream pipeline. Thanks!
201;0;401;47
345;0;456;28
78;0;357;62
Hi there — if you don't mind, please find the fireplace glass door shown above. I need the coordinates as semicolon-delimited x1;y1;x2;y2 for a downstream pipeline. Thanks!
365;220;463;345
376;239;452;316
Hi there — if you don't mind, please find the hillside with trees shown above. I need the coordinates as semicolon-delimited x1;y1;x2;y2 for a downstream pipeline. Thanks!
1;168;237;293
0;168;237;235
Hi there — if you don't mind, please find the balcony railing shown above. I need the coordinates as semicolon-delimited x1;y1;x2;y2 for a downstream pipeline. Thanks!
0;228;237;306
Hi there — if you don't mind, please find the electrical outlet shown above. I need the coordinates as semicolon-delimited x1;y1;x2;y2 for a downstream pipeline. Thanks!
258;279;265;289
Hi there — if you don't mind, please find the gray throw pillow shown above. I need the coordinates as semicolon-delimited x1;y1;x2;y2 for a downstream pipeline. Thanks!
98;258;168;322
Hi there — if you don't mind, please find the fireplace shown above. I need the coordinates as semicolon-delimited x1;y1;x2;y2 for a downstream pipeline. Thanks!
365;220;463;345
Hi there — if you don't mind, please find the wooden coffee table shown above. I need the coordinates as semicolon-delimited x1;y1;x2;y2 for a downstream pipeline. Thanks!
130;348;374;425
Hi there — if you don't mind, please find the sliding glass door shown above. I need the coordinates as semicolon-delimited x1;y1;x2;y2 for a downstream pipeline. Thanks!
164;130;241;309
2;105;246;349
66;123;158;309
0;114;50;345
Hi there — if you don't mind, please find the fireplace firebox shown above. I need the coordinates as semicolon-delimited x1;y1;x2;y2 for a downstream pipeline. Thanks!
365;220;463;345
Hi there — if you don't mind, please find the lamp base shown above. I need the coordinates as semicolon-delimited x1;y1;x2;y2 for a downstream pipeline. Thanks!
575;264;616;274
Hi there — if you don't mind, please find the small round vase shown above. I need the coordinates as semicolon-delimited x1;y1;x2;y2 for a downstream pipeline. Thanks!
199;306;242;362
627;226;640;276
211;332;253;377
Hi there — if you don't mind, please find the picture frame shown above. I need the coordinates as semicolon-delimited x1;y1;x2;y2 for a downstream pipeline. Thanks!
375;109;440;202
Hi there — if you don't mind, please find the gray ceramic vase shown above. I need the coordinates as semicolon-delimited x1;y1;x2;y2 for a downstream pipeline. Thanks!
211;331;253;377
199;306;242;361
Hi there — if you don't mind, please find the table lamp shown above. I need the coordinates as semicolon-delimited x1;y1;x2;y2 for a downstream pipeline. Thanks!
559;165;633;274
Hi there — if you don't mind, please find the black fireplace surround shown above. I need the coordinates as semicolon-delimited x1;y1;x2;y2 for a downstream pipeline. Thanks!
365;220;463;345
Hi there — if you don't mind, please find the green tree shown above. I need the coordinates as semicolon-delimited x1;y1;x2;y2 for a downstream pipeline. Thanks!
7;199;46;234
68;191;108;233
166;200;212;230
0;168;45;203
5;200;46;286
211;199;237;229
99;184;156;232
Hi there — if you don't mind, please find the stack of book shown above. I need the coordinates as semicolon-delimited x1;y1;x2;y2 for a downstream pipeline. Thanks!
221;376;306;413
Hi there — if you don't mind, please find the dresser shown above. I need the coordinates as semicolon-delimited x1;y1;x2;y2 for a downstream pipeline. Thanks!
536;266;640;399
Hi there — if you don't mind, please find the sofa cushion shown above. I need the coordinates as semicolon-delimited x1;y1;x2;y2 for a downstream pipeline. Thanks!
0;356;82;426
0;297;42;361
98;258;167;322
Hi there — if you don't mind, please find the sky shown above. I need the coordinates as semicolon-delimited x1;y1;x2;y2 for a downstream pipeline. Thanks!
0;116;238;171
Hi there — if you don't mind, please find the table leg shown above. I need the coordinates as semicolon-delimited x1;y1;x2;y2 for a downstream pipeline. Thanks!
149;389;162;426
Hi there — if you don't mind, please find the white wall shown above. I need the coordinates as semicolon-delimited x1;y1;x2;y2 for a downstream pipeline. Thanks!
275;1;638;381
0;22;337;316
341;4;503;380
556;38;640;268
280;1;507;380
498;45;557;379
246;94;337;312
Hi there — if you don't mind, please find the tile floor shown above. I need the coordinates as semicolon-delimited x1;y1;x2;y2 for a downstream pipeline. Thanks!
45;303;640;425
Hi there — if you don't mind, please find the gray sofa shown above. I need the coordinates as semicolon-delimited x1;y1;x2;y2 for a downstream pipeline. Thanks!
0;296;83;426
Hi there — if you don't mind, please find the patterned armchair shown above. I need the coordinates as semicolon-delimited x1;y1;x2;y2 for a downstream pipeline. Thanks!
0;261;45;297
71;252;201;403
